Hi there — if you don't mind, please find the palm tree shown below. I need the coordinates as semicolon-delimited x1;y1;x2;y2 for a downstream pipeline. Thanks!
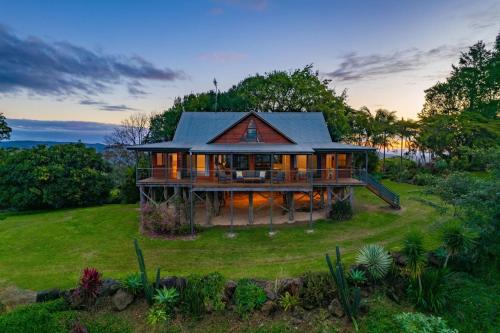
373;109;397;172
402;231;427;295
441;223;478;267
395;118;417;180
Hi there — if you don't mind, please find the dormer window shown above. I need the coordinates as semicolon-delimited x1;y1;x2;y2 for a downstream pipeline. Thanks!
245;119;258;142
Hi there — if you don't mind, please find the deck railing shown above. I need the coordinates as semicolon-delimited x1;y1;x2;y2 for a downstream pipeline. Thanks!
136;167;368;186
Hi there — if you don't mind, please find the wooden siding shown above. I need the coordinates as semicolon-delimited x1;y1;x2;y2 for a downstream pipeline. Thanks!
213;115;292;144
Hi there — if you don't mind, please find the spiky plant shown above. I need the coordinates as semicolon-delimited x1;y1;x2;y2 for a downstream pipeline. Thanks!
441;223;478;267
279;292;299;312
120;273;143;295
134;239;161;305
402;231;427;295
153;287;179;311
326;246;361;331
348;269;367;286
355;244;392;280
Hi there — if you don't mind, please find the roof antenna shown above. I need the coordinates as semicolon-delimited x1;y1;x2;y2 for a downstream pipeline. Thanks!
213;78;218;112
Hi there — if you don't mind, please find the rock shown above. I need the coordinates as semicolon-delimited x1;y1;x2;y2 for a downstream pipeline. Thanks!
112;289;134;311
391;252;406;267
223;280;237;303
100;279;120;297
158;276;186;290
0;286;37;310
279;278;302;297
328;299;344;318
36;289;61;303
261;300;278;316
263;282;277;301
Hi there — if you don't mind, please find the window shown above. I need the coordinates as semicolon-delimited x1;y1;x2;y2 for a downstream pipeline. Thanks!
196;154;209;176
338;154;347;168
155;153;165;167
233;155;249;170
255;154;271;170
245;119;258;142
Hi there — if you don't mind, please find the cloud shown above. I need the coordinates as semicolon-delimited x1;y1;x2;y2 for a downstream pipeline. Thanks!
464;3;500;31
79;98;140;112
325;45;463;82
127;81;148;97
0;25;185;97
198;52;248;63
6;118;118;143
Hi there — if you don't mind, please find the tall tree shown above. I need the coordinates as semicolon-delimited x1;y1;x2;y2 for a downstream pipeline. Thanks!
373;109;397;172
0;112;12;141
147;65;352;142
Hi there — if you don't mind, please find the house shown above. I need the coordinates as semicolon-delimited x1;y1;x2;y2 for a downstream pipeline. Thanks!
128;111;399;231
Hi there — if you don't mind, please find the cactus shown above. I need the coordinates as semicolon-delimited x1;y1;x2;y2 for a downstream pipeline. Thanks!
134;239;161;305
326;246;361;332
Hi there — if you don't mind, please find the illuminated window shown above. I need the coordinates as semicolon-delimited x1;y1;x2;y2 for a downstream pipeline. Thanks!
338;154;347;168
155;153;165;167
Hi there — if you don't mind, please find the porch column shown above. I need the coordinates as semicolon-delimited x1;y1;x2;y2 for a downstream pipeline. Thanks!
269;192;274;233
248;192;254;225
230;191;234;234
326;186;332;218
308;190;313;229
205;192;212;225
335;153;338;183
174;186;181;225
190;189;194;235
287;192;294;222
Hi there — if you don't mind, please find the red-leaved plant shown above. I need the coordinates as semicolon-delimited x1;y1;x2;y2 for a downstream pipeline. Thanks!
72;267;103;307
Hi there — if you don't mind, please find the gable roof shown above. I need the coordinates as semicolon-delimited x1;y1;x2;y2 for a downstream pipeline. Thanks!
128;111;375;152
206;112;296;144
172;112;330;144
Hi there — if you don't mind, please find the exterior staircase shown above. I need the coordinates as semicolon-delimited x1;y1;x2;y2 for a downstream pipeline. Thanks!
365;174;401;209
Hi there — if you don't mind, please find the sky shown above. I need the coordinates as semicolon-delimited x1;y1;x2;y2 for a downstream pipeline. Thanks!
0;0;498;143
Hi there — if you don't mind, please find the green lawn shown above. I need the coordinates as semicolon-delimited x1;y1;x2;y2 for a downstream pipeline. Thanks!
0;181;447;290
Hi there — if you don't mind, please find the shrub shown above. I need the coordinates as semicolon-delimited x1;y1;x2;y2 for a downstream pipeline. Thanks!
141;203;194;236
278;292;299;312
443;273;499;332
72;268;103;307
395;312;457;333
0;299;71;333
120;273;143;295
413;173;438;186
154;287;179;311
146;305;170;326
234;279;267;318
440;222;478;268
180;272;226;316
299;271;336;308
356;244;392;280
408;268;451;313
348;269;367;286
329;200;353;221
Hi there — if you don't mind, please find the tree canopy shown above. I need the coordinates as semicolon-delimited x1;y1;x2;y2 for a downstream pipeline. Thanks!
0;112;12;141
148;65;351;142
0;144;112;210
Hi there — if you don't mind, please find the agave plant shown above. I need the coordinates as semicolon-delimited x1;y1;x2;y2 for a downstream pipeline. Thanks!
348;269;367;286
279;291;300;312
120;273;143;295
355;244;392;280
153;287;179;310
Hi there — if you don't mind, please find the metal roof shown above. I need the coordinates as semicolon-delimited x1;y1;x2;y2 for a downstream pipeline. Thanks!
128;111;374;152
190;143;314;154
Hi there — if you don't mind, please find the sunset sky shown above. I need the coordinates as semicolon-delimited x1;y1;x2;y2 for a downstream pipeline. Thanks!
0;0;498;142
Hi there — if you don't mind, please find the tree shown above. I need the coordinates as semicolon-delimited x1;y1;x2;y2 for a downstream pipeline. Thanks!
372;109;397;172
147;65;352;142
441;222;478;268
0;112;12;141
0;144;112;210
418;33;499;160
396;118;418;178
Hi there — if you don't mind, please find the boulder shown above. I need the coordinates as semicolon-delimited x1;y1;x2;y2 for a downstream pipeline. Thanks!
158;276;186;290
223;280;237;303
279;278;302;297
0;286;37;310
328;299;344;318
36;289;61;303
263;282;277;301
112;289;134;311
100;279;120;297
261;300;278;316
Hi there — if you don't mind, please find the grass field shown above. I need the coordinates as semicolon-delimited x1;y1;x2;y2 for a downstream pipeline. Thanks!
0;181;447;290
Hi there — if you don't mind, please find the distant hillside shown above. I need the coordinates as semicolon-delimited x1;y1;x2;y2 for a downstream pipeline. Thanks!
0;141;107;152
